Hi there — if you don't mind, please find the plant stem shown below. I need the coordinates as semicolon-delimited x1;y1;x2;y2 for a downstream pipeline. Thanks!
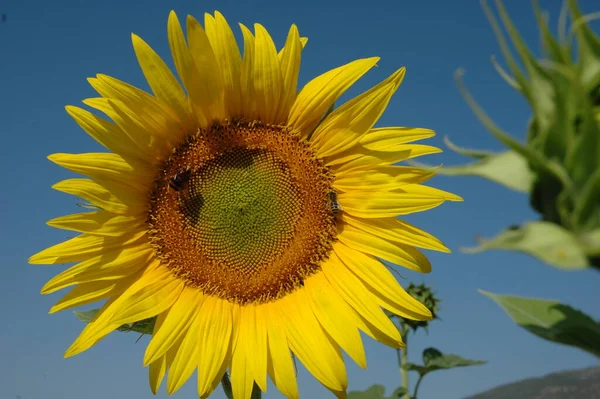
221;373;262;399
397;322;410;399
221;373;234;399
412;374;425;399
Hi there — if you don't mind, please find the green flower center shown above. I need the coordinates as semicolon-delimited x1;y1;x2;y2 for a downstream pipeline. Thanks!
180;148;302;274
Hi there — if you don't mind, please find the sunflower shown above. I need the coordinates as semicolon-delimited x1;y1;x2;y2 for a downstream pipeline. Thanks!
30;10;461;399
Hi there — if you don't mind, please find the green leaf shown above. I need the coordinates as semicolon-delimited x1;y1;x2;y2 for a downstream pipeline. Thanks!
480;291;600;358
572;168;600;231
404;348;485;377
402;362;428;375
421;347;486;371
461;221;590;270
348;385;407;399
496;1;556;138
568;0;600;90
442;136;495;159
533;1;570;64
73;309;156;335
410;150;534;193
73;309;99;323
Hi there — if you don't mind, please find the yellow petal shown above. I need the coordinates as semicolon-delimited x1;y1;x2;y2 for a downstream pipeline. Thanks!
144;287;203;365
167;293;205;394
237;306;268;392
29;231;146;265
49;276;133;314
187;15;226;122
394;184;463;202
149;316;185;394
288;57;379;137
197;297;233;397
83;98;169;158
278;34;308;58
343;215;449;253
338;190;445;218
239;23;257;119
52;178;147;215
149;355;167;394
46;211;144;237
253;23;283;123
131;33;194;126
329;151;408;172
334;166;435;192
231;342;254;399
204;11;243;116
65;264;180;358
278;290;348;392
360;127;436;148
276;24;301;122
311;68;405;157
334;242;432;319
321;254;402;347
66;266;182;355
48;153;153;192
165;12;208;128
371;143;442;158
102;268;183;330
304;272;367;368
41;243;154;294
264;304;299;399
65;106;144;162
88;74;181;143
337;223;431;273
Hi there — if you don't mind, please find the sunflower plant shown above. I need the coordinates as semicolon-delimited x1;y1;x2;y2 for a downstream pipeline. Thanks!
30;10;461;399
419;0;600;271
414;0;600;358
348;283;485;399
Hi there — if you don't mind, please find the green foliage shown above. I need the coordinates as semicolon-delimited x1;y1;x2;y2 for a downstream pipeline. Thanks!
348;385;408;399
404;348;486;377
402;283;441;331
417;0;600;269
413;147;533;193
461;221;589;270
74;309;156;335
480;290;600;358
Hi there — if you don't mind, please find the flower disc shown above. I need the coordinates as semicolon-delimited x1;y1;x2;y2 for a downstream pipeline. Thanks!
149;120;337;304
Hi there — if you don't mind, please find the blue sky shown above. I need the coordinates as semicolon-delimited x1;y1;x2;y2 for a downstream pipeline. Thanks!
1;0;599;399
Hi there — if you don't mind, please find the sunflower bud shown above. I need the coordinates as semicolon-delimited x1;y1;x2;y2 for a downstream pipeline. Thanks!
403;283;441;331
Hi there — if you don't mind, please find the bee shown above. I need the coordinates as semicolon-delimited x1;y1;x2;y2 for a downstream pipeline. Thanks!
169;168;191;192
328;191;343;215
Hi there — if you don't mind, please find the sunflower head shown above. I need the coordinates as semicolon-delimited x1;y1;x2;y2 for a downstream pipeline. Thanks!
30;9;460;399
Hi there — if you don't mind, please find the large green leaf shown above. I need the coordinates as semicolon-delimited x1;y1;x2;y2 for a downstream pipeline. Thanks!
73;309;156;335
480;291;600;358
461;221;589;270
347;385;407;399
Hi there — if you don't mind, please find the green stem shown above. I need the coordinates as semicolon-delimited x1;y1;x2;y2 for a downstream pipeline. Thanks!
221;373;234;399
221;373;262;399
412;374;425;399
398;322;410;399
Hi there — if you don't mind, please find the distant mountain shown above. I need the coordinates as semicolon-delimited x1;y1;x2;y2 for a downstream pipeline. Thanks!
465;366;600;399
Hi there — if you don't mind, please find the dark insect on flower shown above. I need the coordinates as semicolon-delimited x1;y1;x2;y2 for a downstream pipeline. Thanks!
169;169;191;191
328;191;343;215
